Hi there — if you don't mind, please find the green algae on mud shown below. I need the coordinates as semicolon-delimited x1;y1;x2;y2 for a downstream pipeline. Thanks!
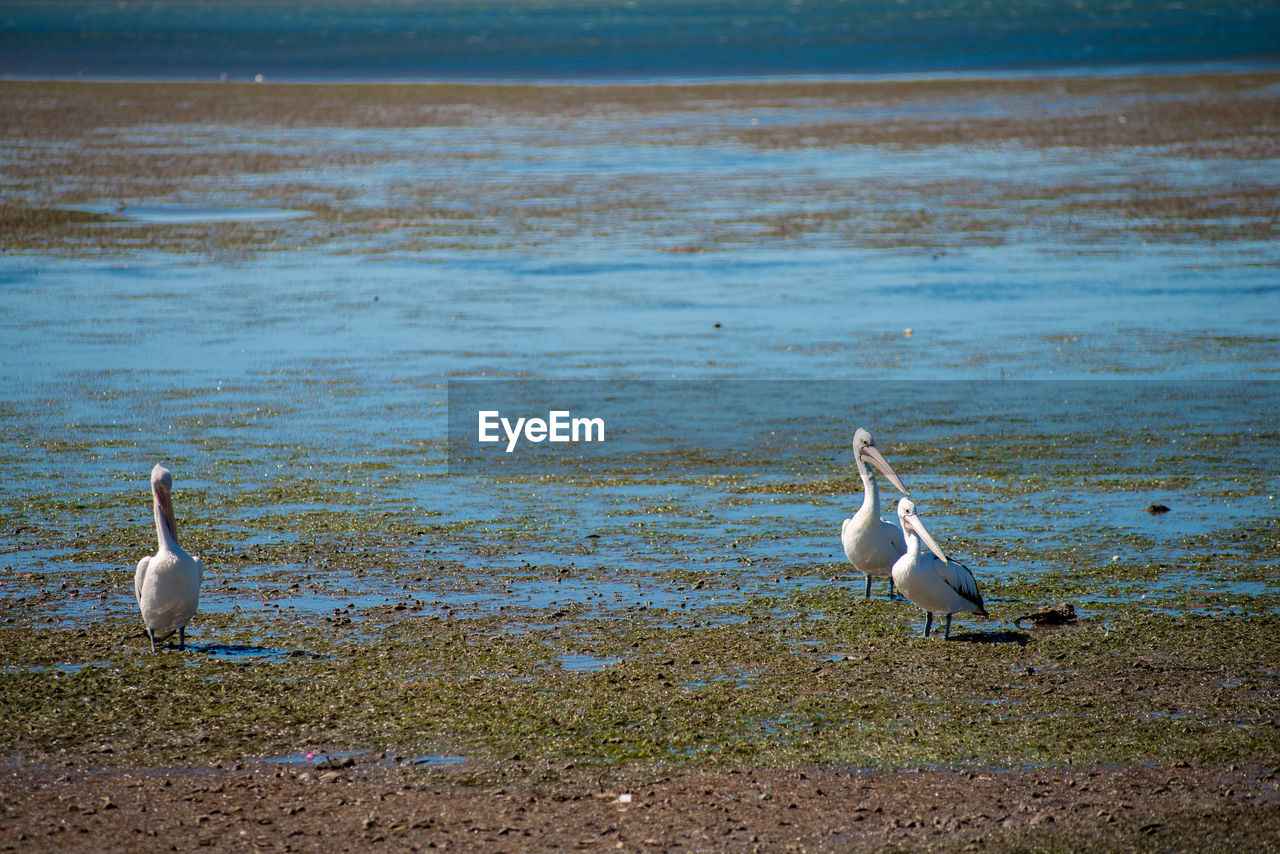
2;426;1278;792
2;601;1277;777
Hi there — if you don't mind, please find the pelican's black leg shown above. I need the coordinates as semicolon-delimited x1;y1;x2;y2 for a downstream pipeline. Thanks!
864;575;872;599
179;626;186;651
944;614;953;640
888;576;897;600
147;628;158;653
923;612;933;637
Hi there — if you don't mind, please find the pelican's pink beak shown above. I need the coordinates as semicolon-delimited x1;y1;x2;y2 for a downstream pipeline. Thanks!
905;513;948;564
860;443;910;497
156;487;178;545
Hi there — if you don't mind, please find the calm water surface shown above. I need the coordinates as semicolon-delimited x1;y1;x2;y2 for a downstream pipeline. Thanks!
3;0;1277;81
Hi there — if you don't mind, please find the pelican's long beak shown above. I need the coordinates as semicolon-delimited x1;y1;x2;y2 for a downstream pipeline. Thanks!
157;488;179;545
906;514;948;564
860;444;910;496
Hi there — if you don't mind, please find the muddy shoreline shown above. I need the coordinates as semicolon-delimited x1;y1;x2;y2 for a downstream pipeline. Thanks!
4;759;1278;853
2;72;1278;256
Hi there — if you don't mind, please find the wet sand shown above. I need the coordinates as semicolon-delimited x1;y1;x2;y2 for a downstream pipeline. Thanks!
3;760;1278;852
2;72;1278;255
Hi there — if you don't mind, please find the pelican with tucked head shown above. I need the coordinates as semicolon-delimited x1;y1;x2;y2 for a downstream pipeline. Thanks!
134;464;203;652
891;498;987;639
840;428;911;599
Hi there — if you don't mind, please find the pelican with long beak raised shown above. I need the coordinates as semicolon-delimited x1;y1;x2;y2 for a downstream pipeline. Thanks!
891;498;987;639
840;428;911;599
134;464;203;652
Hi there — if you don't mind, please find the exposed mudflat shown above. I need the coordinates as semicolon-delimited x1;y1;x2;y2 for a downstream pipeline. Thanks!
2;72;1278;851
3;760;1278;852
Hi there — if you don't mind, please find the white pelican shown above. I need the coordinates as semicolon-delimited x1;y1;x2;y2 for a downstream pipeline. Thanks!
134;464;203;652
891;499;987;639
840;428;911;599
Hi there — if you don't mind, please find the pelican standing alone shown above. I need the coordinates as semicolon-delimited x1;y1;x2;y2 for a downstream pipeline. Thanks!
840;428;911;599
134;464;203;652
891;499;987;639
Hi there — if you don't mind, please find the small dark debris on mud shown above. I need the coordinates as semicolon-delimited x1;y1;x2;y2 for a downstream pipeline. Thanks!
1014;602;1078;628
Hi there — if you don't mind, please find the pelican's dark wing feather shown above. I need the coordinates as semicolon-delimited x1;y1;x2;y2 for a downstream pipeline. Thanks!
933;558;987;615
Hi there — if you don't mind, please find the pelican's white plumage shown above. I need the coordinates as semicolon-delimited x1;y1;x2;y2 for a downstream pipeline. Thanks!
134;464;203;652
840;428;910;599
890;498;986;639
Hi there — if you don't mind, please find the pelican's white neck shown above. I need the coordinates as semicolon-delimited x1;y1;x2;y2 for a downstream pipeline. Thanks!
901;522;921;557
858;454;880;511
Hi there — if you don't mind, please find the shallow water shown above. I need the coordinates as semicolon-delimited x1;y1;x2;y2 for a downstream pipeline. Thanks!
2;79;1279;648
66;204;312;224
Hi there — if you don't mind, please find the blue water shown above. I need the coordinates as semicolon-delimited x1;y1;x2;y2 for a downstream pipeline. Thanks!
2;0;1277;81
